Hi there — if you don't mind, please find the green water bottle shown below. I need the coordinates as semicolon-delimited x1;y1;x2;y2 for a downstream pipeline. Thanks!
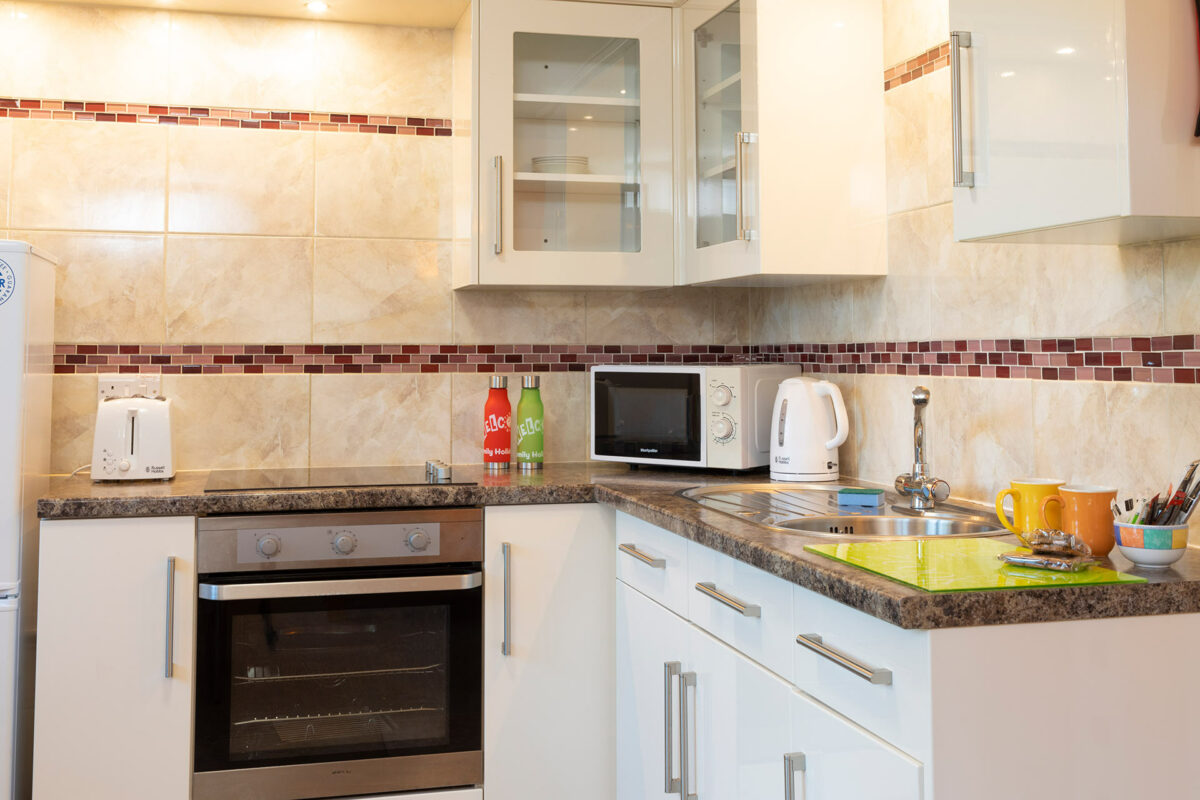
515;375;544;471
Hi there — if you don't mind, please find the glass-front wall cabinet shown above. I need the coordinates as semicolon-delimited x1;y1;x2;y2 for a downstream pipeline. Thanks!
693;2;742;250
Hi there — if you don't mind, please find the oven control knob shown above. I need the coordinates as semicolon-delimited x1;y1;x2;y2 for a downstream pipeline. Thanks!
332;533;357;555
256;536;282;558
408;530;431;552
712;417;733;441
711;386;732;406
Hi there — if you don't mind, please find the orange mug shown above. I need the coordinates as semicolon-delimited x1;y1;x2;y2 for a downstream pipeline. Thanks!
1039;485;1118;557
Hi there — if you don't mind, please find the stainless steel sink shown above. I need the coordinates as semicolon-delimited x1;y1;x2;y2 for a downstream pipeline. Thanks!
679;482;1006;540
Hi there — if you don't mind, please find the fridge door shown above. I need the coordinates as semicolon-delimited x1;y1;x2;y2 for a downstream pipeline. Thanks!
0;596;17;800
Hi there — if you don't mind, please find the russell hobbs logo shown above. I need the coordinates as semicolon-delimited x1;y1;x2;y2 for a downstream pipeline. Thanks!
775;455;790;464
639;447;659;454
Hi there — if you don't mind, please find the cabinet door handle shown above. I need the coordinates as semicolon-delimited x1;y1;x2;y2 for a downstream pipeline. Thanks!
783;752;806;800
620;543;666;568
679;671;697;800
950;30;974;188
695;581;761;617
164;556;176;679
664;661;681;794
501;542;512;656
795;633;892;685
734;131;757;241
492;155;504;255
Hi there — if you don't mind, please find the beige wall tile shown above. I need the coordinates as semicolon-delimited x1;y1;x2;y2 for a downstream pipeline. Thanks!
1165;385;1200;538
1030;242;1163;338
167;12;315;110
0;120;10;228
1164;238;1200;333
452;290;586;344
713;287;751;346
882;0;948;66
586;288;713;344
935;378;1035;502
885;70;951;215
11;120;167;232
310;373;451;466
165;374;310;470
168;127;315;236
751;283;854;345
50;373;97;474
854;209;937;341
850;373;947;486
165;236;312;343
12;230;165;342
450;372;587;465
314;238;451;343
315;133;452;239
315;22;452;117
0;2;169;103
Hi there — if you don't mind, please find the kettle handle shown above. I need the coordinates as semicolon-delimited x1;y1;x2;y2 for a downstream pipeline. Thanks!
814;382;849;450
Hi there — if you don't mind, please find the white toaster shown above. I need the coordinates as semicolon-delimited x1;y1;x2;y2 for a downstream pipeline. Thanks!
91;396;175;481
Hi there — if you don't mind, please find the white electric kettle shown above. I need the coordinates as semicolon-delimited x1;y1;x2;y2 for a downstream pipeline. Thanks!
769;377;849;482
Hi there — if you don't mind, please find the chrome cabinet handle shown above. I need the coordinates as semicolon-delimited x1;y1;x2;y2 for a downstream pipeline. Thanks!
620;543;666;569
695;581;761;617
783;752;806;800
493;155;503;255
664;661;681;794
501;542;512;656
679;671;697;800
950;30;974;188
198;572;482;601
734;131;757;241
164;556;176;679
796;633;893;685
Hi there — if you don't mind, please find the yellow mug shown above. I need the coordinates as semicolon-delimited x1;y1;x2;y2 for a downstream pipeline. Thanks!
1040;485;1118;557
996;479;1064;534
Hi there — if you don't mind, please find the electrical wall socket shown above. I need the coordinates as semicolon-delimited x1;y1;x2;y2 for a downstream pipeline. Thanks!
97;373;162;402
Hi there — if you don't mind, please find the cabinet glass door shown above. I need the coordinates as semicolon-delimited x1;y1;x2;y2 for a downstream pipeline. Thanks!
513;33;642;253
693;2;742;250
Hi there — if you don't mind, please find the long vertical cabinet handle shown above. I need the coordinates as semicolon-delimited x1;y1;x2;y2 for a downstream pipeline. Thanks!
783;752;806;800
500;542;512;656
164;556;176;678
734;132;758;241
663;662;681;794
950;31;974;188
493;155;504;255
679;671;697;800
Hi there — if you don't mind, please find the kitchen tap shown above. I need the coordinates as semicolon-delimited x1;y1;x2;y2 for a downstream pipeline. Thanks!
894;386;950;511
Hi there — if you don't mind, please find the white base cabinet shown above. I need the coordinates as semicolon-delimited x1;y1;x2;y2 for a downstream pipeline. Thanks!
32;516;196;800
483;504;616;800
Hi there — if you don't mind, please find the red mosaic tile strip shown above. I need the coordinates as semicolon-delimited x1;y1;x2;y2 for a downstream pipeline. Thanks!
0;97;454;136
50;337;1200;384
884;42;950;91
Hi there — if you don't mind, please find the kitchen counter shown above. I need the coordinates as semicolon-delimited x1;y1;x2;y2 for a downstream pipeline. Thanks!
38;463;1200;629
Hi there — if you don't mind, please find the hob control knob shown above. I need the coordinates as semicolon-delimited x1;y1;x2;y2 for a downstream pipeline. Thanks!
256;536;282;558
408;530;431;552
712;386;732;406
117;459;131;472
712;418;733;440
332;533;357;555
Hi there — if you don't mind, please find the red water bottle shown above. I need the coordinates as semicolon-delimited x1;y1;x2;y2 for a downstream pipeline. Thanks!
484;375;511;470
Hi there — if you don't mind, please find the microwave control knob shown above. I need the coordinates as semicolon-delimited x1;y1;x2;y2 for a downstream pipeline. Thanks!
711;386;732;406
408;530;431;552
117;459;131;473
256;536;282;558
711;417;734;441
332;533;358;555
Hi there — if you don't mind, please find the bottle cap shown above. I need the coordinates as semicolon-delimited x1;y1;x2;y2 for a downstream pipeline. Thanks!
490;375;507;389
522;375;540;389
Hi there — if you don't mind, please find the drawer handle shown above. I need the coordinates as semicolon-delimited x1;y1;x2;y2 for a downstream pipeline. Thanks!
783;752;806;800
795;633;892;685
695;581;761;617
620;543;666;568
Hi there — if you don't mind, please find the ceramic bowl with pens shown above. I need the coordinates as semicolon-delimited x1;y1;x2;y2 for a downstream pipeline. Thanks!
1113;521;1189;569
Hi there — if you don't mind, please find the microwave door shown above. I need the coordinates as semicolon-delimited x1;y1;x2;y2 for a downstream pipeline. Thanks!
593;371;703;464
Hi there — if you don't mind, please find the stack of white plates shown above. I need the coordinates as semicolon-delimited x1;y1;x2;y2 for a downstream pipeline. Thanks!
531;155;590;174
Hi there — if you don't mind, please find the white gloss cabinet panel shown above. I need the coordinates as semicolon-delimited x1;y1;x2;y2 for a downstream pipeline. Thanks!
615;511;691;617
482;504;615;800
31;516;196;800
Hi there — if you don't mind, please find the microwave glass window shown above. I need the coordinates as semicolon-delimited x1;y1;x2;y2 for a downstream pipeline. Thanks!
609;387;690;443
593;371;702;461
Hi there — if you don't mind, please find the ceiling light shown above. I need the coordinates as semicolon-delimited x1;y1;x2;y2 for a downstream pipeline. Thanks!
1000;71;1015;78
568;127;578;132
1056;47;1075;55
619;90;626;95
306;1;329;12
583;115;593;120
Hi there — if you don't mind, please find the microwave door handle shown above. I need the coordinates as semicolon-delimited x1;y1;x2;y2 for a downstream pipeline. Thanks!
198;572;483;601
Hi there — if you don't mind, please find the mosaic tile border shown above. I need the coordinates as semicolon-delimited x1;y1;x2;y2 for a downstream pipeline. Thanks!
52;337;1200;384
884;41;950;91
0;97;453;136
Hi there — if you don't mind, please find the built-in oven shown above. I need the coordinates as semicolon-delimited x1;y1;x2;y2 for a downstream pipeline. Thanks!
193;509;483;800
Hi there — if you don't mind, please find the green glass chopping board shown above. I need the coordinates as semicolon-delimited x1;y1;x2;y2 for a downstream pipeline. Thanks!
804;539;1146;593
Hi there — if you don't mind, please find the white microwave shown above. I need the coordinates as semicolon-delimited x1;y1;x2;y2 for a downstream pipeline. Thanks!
590;364;802;470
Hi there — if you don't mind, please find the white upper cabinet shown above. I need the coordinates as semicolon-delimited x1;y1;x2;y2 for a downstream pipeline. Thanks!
469;0;675;287
950;0;1200;244
679;0;887;285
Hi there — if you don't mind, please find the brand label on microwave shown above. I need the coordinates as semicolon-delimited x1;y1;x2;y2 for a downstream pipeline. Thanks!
639;447;660;454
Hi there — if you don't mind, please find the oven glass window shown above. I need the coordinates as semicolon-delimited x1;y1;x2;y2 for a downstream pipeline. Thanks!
593;371;701;461
195;573;481;773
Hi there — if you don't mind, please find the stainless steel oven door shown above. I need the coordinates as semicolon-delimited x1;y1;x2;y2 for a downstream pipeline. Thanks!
193;566;483;800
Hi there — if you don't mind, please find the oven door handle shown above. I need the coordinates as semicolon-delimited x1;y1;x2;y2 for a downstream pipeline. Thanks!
198;571;483;601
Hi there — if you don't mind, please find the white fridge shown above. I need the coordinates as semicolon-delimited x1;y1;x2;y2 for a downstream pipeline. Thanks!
0;241;55;800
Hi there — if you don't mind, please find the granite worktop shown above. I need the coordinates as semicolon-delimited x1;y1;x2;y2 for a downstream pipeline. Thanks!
38;463;1200;630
